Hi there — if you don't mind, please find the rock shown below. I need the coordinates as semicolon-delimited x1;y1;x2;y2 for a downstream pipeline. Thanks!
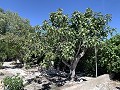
78;74;111;90
5;68;27;76
0;80;4;90
60;74;112;90
24;82;42;90
80;76;94;81
3;62;15;68
23;71;41;85
46;69;67;77
41;83;51;90
16;59;20;63
0;72;4;76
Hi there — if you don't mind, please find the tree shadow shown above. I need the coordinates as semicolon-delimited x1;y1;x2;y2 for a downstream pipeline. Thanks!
44;69;69;87
24;69;87;90
41;82;51;90
116;87;120;90
48;76;67;87
43;69;87;88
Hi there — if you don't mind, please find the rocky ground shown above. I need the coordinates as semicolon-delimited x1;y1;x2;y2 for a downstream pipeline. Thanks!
59;74;120;90
0;61;120;90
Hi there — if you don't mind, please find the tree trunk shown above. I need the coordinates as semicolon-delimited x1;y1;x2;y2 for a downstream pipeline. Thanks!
70;68;76;81
70;58;80;81
62;50;86;81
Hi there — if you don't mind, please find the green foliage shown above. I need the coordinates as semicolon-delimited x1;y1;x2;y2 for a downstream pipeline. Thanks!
0;8;43;64
3;75;24;90
42;8;114;67
82;34;120;76
98;34;120;73
0;7;119;77
0;8;4;13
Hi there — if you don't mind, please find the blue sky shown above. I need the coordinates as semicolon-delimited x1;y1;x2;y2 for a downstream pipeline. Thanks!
0;0;120;33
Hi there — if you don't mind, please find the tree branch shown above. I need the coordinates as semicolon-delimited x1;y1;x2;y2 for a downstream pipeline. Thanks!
78;48;86;59
72;49;87;70
75;44;81;57
75;41;82;57
62;60;71;69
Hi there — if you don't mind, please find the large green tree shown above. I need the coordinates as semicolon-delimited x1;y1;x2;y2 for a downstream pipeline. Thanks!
0;8;42;64
42;8;115;80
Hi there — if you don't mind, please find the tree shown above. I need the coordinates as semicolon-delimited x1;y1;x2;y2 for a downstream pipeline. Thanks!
42;8;115;80
0;8;54;68
81;34;120;76
98;34;120;73
0;8;42;65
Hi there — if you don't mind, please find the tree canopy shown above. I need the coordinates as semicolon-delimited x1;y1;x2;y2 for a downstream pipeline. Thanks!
0;9;42;64
0;8;119;79
41;8;115;79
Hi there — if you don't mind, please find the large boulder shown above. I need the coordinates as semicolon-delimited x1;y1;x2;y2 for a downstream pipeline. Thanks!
60;74;117;90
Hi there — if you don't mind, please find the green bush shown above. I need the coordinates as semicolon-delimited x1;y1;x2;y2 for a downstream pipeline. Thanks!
3;75;24;90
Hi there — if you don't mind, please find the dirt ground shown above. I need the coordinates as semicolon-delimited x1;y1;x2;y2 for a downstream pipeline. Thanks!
0;62;120;90
59;74;120;90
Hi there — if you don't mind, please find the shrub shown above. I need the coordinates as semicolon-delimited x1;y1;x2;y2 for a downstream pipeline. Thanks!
3;75;24;90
